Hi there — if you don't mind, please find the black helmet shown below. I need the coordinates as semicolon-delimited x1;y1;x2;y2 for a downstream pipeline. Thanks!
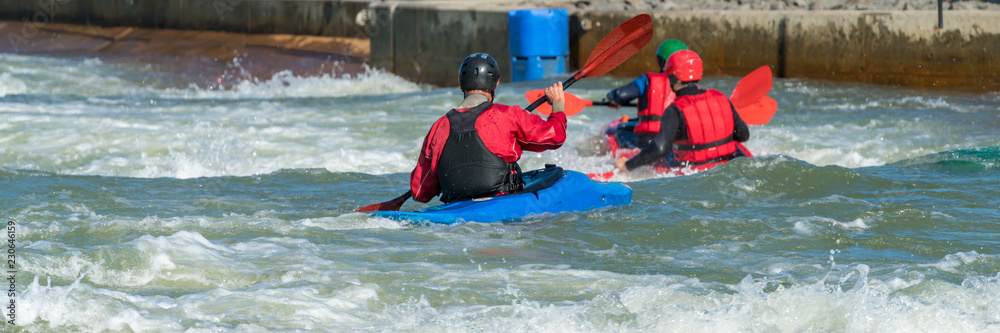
459;53;500;96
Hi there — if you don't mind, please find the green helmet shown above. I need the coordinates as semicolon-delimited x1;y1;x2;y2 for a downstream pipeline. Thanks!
656;40;688;70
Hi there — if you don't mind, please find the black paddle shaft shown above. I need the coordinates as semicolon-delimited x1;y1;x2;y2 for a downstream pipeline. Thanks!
525;77;578;112
592;100;637;107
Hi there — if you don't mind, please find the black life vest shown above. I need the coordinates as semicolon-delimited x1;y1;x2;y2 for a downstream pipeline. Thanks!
438;102;524;203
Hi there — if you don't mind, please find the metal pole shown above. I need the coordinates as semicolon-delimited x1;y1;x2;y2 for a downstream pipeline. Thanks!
938;0;944;29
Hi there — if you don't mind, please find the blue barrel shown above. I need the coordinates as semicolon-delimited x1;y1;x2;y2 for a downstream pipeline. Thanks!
508;9;568;82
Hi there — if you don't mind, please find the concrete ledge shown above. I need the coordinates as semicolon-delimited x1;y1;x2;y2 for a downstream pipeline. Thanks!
0;0;371;36
372;7;999;91
575;10;999;91
369;3;514;85
0;20;370;84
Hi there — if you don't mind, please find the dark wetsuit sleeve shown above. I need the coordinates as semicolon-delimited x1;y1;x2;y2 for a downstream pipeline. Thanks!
606;78;644;106
731;101;750;142
624;106;681;171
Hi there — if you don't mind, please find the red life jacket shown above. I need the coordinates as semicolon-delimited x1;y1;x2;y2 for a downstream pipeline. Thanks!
634;73;676;136
672;89;738;165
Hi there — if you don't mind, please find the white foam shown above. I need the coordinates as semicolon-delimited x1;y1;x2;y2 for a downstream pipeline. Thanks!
86;231;239;288
0;65;433;178
21;229;267;291
0;72;28;97
836;218;870;230
17;233;1000;332
603;268;1000;332
1;54;144;96
167;65;424;100
301;215;407;230
919;251;990;273
788;216;872;238
752;117;946;168
4;55;999;178
17;276;186;331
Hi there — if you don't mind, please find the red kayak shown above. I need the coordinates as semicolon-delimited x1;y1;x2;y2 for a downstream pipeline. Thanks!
588;117;753;181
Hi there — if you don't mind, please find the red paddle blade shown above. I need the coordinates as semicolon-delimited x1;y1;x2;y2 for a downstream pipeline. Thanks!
524;14;652;113
525;90;593;116
587;170;616;182
730;65;773;109
575;14;654;80
736;96;778;126
356;191;412;212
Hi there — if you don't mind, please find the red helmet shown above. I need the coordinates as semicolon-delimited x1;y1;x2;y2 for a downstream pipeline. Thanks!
663;50;703;82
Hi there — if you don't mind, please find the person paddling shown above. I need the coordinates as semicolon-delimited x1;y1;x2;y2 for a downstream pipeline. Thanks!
604;40;689;148
614;50;750;173
409;53;567;203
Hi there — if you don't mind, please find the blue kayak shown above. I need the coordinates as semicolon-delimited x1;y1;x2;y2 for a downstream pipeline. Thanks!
372;166;632;224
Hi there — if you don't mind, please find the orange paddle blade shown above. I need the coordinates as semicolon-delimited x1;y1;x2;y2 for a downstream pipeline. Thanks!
576;14;654;80
524;90;593;116
730;66;773;109
736;96;778;126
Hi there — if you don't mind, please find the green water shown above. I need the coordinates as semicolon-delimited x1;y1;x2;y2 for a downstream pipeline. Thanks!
2;54;999;331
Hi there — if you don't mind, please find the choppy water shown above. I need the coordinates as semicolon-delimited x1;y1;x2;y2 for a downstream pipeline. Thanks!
2;53;999;332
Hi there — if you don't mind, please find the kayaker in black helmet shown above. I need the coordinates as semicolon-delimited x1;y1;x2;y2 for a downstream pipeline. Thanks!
615;50;751;173
409;53;568;203
604;40;689;148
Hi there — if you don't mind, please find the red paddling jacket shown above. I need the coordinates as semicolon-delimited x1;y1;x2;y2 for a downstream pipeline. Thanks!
410;99;567;203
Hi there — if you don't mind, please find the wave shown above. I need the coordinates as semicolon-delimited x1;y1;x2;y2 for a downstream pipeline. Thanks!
16;251;1000;332
0;167;55;178
161;64;427;100
1;53;425;99
890;146;1000;172
0;72;28;97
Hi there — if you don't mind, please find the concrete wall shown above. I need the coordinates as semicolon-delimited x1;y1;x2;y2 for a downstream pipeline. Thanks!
368;3;512;85
3;1;998;91
371;7;1000;91
573;10;1000;91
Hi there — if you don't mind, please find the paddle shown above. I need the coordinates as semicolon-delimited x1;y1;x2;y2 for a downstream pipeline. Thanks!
356;14;654;213
729;66;776;125
524;90;624;116
530;90;775;126
526;65;777;125
730;66;772;108
524;14;654;112
735;96;777;125
356;191;411;212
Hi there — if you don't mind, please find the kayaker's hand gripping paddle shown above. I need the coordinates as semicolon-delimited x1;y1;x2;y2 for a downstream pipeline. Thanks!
356;14;654;212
